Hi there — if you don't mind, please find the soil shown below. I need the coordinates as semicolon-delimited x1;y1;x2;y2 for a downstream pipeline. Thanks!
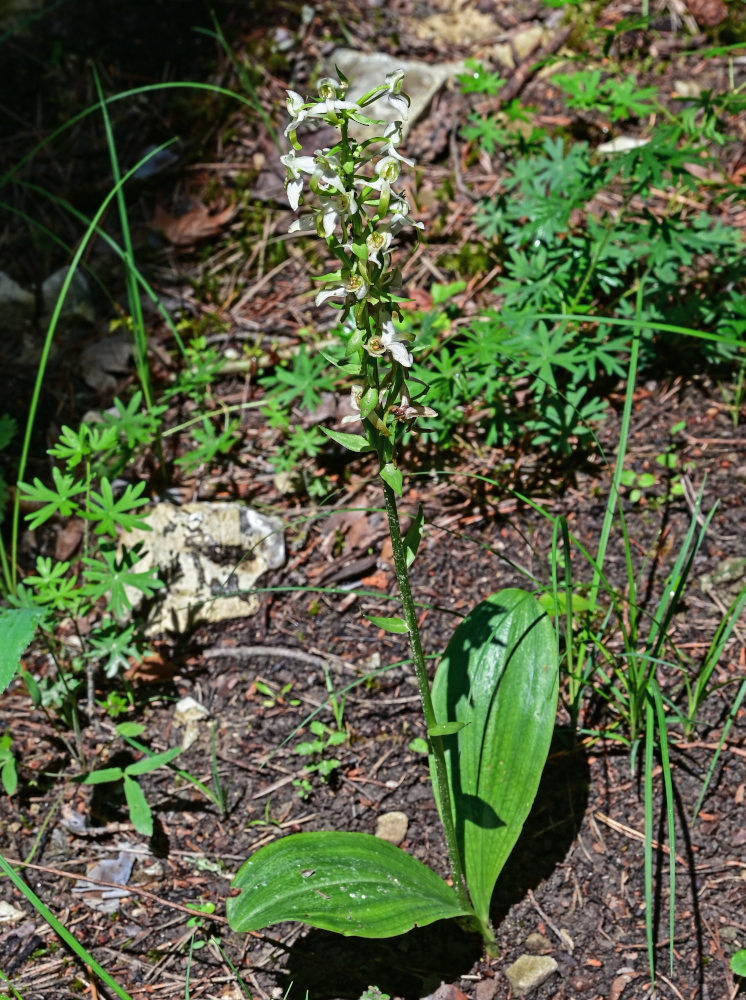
0;3;745;1000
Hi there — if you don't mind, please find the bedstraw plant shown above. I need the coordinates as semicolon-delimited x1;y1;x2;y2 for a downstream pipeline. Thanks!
225;70;559;951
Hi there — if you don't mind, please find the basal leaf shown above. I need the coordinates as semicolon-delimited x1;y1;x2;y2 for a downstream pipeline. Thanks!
227;831;473;937
0;608;44;696
430;588;558;926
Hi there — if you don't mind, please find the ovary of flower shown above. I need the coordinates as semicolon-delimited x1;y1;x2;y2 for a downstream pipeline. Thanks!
280;152;316;211
318;190;358;238
315;272;368;307
366;318;413;368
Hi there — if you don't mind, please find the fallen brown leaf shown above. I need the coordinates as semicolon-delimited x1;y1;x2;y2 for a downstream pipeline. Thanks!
152;200;237;246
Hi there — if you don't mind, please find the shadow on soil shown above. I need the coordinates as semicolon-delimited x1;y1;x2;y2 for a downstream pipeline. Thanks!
491;732;590;923
284;919;484;1000
281;733;589;1000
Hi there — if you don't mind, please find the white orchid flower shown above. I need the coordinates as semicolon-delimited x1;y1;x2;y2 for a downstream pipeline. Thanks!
366;226;393;266
287;214;316;234
315;272;368;307
318;189;358;238
393;394;438;420
280;152;316;210
385;69;410;119
382;122;414;165
365;316;413;367
285;90;310;136
308;98;363;119
341;383;364;424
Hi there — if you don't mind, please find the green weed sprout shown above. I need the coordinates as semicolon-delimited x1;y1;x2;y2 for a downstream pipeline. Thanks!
226;70;559;953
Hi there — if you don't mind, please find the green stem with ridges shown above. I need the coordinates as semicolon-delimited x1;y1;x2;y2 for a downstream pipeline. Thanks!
381;478;482;929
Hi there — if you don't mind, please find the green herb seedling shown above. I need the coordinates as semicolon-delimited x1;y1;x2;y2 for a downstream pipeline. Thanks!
0;732;18;796
83;743;182;837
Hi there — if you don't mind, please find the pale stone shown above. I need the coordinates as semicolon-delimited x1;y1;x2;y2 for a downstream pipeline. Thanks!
504;954;558;996
0;271;34;327
120;502;285;634
173;695;210;750
329;49;465;138
0;900;25;923
40;266;95;328
524;931;552;954
374;810;409;845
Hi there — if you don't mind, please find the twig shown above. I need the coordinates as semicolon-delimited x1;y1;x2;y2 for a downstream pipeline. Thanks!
527;889;574;953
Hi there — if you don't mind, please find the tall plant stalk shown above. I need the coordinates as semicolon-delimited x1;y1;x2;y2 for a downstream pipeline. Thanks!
381;477;470;908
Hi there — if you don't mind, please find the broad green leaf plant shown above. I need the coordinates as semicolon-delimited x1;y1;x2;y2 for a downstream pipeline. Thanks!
226;70;559;952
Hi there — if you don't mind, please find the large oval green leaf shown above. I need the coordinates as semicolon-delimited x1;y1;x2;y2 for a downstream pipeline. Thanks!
0;608;44;696
227;831;473;937
430;589;558;926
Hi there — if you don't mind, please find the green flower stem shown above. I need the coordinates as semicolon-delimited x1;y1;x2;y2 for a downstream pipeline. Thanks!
381;478;471;913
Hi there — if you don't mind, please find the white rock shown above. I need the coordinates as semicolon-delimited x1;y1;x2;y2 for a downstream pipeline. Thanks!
174;695;210;750
329;49;466;138
0;900;26;923
40;266;95;328
374;810;408;845
0;271;35;327
119;501;285;634
505;954;558;996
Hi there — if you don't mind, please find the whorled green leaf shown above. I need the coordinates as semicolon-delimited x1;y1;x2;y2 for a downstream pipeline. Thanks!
227;831;474;937
430;588;558;926
0;608;44;696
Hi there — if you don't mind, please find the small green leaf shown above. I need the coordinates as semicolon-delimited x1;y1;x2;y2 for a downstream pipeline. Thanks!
123;774;153;836
116;722;146;738
84;767;125;784
359;386;379;421
125;746;181;776
321;427;374;453
227;831;474;936
731;949;746;977
366;615;408;634
380;462;402;496
20;672;41;711
430;281;466;305
408;737;429;755
403;505;424;569
428;721;467;737
1;757;18;796
0;608;44;696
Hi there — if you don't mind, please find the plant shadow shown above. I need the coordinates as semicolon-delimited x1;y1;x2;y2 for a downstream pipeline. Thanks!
490;730;590;923
282;919;483;1000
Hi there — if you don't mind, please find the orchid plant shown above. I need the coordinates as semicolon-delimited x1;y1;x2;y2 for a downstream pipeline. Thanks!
226;70;559;953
